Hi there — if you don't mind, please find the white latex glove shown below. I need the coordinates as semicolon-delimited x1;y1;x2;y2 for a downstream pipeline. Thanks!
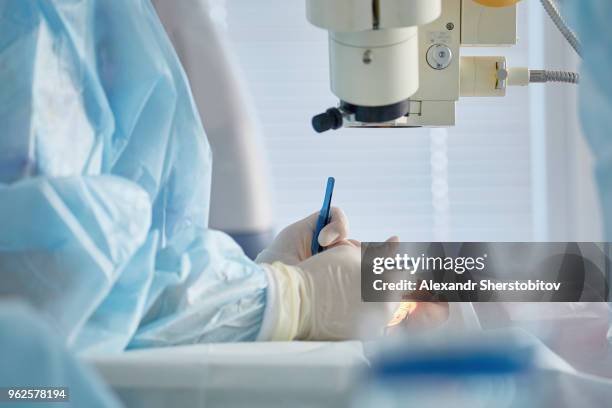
258;238;399;341
256;207;349;265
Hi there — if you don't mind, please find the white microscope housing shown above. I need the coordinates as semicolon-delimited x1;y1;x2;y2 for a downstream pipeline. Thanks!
307;0;520;131
307;0;442;130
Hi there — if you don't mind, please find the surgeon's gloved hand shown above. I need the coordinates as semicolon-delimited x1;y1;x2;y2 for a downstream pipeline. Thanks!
258;238;398;341
256;207;349;265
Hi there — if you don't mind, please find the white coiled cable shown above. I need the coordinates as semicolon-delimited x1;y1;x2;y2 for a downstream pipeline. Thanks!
529;69;579;84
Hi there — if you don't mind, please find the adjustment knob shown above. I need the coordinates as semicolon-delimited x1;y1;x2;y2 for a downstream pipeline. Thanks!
312;108;343;133
426;44;453;70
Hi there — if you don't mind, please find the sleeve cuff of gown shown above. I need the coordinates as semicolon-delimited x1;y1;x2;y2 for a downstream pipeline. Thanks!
255;263;302;341
256;264;280;341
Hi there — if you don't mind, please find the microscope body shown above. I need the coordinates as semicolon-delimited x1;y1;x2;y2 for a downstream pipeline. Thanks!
307;0;519;131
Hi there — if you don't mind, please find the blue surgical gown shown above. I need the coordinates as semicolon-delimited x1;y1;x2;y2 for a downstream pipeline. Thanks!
565;1;612;238
0;0;267;354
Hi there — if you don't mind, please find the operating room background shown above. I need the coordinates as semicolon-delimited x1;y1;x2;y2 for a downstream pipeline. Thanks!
209;0;602;244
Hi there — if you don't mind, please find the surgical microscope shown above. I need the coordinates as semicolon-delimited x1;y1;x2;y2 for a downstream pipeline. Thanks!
307;0;579;132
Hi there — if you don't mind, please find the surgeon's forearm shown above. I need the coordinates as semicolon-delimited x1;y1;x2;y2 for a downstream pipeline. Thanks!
129;229;269;347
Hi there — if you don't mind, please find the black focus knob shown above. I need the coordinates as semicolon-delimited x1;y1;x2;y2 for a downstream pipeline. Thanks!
312;108;343;133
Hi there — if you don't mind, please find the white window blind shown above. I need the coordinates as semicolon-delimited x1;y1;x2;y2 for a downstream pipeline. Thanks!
219;0;536;242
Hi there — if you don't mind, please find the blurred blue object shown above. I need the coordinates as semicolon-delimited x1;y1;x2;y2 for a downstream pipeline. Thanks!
370;329;534;378
564;0;612;239
0;301;123;408
0;0;267;353
356;330;536;408
372;348;533;378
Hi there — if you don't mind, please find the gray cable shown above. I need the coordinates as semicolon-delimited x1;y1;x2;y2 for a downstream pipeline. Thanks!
539;0;582;57
530;69;579;84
